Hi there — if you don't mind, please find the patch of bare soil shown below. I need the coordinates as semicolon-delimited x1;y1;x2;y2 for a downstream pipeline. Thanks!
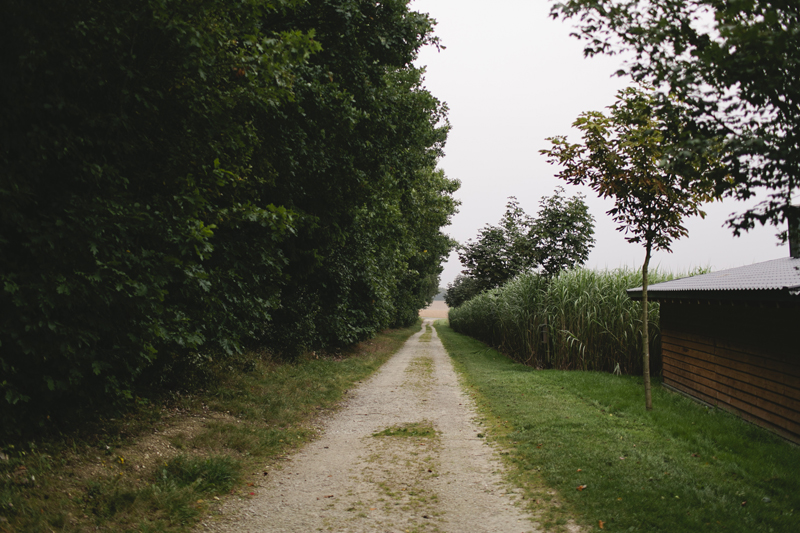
110;410;241;476
57;409;239;493
199;320;541;532
418;301;449;319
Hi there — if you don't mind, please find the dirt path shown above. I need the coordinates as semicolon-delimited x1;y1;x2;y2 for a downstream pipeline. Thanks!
202;318;538;532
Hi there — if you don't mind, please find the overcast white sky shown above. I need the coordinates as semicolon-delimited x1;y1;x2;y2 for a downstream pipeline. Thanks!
411;0;790;287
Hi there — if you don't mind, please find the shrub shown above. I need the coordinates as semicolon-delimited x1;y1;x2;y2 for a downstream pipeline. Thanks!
449;267;705;375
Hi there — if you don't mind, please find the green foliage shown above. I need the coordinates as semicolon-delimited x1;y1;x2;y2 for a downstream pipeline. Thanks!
542;88;718;256
458;197;537;292
530;186;596;278
456;188;595;296
436;322;800;533
444;274;483;308
542;86;721;408
157;455;240;494
448;267;706;375
552;0;800;240
0;0;457;432
253;1;458;350
2;0;308;420
78;456;239;526
372;421;437;438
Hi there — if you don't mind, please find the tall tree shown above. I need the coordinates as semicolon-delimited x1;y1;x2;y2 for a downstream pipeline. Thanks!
458;197;534;292
444;274;483;308
1;0;318;412
0;0;457;429
530;187;595;279
542;87;720;410
552;0;800;242
457;190;595;295
259;1;455;351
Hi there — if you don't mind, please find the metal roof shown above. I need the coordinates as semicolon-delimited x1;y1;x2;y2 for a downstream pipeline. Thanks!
627;257;800;302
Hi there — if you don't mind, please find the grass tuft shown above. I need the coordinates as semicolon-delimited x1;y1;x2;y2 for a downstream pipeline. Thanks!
372;421;437;439
156;455;240;494
419;323;434;342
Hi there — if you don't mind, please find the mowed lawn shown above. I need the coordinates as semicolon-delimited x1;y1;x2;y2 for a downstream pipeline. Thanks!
435;321;800;532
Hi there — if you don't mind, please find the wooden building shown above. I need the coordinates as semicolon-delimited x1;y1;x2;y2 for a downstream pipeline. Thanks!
627;257;800;443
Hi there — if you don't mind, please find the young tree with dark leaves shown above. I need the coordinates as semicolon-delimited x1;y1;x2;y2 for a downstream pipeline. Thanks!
444;275;483;309
542;87;721;410
457;198;534;293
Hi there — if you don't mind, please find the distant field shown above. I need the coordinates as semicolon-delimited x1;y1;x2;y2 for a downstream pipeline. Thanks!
419;300;449;318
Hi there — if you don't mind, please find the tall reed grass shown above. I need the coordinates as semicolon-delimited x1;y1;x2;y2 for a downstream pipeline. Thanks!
448;267;705;375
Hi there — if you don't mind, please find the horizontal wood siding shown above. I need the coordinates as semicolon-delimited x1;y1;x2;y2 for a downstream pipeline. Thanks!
660;302;800;443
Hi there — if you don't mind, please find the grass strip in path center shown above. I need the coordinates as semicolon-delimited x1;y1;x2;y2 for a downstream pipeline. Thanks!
435;320;800;532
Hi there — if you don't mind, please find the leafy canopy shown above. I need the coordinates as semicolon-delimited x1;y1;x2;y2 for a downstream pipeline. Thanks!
552;0;800;240
455;188;595;300
443;275;483;309
531;186;596;278
0;0;458;431
542;86;721;410
543;88;719;254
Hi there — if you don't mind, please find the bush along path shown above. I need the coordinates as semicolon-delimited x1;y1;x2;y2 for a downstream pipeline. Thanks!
203;319;543;533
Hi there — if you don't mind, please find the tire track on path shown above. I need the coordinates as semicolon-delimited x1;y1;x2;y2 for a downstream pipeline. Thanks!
202;318;538;532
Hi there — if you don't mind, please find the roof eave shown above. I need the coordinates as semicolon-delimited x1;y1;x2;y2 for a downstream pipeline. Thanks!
626;288;800;303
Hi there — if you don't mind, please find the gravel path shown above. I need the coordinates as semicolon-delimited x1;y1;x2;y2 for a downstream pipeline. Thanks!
203;319;538;532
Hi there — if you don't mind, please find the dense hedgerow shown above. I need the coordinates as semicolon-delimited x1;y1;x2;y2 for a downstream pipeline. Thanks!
0;0;457;432
448;268;706;375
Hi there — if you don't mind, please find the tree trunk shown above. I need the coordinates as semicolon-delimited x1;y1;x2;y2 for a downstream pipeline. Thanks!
642;246;652;411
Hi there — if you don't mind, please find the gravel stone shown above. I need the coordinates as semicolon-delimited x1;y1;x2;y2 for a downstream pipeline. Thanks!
201;319;540;532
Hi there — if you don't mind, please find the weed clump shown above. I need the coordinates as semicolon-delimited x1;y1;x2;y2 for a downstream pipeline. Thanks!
373;421;437;439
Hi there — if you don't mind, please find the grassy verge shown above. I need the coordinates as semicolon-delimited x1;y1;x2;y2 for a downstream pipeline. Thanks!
435;320;800;532
0;321;421;532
